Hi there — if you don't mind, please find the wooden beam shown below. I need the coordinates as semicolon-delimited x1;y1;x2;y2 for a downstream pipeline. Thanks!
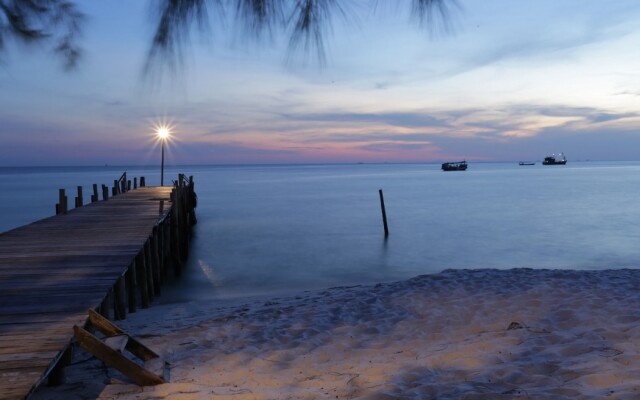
73;326;164;386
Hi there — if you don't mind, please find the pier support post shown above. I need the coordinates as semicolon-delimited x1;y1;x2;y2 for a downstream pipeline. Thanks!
75;186;83;208
99;290;112;319
136;251;150;308
176;176;189;262
156;226;165;283
92;184;99;202
119;174;127;193
150;229;162;294
102;184;109;201
126;262;137;313
114;276;127;320
144;240;155;300
170;189;182;276
379;189;389;237
56;189;68;215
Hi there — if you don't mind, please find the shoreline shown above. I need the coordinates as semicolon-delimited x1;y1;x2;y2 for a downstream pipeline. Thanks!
33;268;640;399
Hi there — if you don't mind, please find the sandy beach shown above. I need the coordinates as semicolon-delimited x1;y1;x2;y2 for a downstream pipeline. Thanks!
33;268;640;399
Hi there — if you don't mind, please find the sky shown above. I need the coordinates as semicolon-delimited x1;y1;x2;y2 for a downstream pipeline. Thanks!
2;0;640;165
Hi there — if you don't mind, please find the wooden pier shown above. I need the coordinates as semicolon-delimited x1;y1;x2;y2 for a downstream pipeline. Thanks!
0;174;196;399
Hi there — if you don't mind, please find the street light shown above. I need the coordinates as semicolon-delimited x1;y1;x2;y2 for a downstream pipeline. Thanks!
157;127;170;186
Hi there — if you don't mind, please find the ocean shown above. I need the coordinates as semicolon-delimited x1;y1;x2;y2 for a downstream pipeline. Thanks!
2;162;640;301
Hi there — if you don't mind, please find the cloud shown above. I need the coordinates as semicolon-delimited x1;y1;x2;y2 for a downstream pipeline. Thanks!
589;113;636;123
170;141;300;164
283;111;448;129
357;142;433;152
292;131;434;145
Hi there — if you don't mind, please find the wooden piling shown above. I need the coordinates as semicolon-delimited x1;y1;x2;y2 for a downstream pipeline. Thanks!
122;172;127;193
150;228;162;294
92;184;99;202
134;177;138;189
159;221;168;277
75;186;83;208
126;262;137;313
176;176;188;262
143;239;155;300
170;189;182;276
140;176;146;187
102;184;109;201
114;276;127;320
100;290;112;319
379;189;389;237
57;189;68;215
135;251;150;309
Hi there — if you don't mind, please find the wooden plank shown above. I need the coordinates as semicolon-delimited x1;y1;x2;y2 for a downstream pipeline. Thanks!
73;326;164;386
87;310;158;360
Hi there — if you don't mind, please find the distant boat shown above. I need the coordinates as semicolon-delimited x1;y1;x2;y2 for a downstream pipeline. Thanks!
442;161;467;171
542;152;567;165
519;162;535;166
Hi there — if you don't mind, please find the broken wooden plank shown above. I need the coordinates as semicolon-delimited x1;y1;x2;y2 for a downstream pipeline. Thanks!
73;326;164;386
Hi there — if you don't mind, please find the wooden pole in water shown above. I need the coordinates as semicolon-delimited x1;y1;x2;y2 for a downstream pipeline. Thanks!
92;184;99;203
379;189;389;237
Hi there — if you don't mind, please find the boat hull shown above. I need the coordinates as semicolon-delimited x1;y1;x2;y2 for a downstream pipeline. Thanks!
442;161;467;171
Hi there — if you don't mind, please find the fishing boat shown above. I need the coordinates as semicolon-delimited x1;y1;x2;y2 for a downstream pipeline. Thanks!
542;152;567;165
441;161;467;171
519;162;535;166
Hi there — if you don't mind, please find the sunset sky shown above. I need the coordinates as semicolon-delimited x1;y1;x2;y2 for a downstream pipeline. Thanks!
2;0;640;165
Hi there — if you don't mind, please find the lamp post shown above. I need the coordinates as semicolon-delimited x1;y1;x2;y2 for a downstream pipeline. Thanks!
157;127;169;186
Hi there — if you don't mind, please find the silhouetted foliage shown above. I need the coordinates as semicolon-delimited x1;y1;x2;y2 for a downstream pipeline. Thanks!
0;0;84;69
0;0;457;72
145;0;458;75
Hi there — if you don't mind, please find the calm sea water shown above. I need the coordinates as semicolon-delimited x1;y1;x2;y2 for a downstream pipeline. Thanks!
3;162;640;301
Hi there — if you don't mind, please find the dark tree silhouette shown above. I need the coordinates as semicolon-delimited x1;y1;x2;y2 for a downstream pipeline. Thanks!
0;0;457;72
146;0;458;72
0;0;84;69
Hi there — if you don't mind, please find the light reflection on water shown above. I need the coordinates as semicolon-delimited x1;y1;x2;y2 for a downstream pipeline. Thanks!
3;162;640;301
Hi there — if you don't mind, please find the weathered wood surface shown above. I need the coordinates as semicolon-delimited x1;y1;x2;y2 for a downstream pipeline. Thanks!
0;187;173;400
